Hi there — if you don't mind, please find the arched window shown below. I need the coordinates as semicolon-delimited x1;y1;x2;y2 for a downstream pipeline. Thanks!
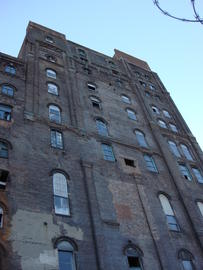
90;96;101;109
47;83;58;95
149;84;155;90
0;104;12;121
53;173;70;216
5;65;16;75
180;144;193;161
178;250;195;270
45;36;54;43
169;123;178;133
1;85;14;97
197;201;203;216
135;130;148;148
159;194;180;231
49;105;61;123
125;247;143;270
158;119;167;129
192;168;203;184
168;141;181;157
126;109;137;120
96;119;108;136
163;110;171;118
0;207;3;228
179;164;192;181
57;240;76;270
87;83;96;91
46;69;56;79
121;95;131;104
47;55;56;63
151;106;159;114
0;142;8;158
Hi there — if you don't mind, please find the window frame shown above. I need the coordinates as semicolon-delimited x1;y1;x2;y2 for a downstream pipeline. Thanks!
49;104;61;124
0;104;12;122
53;172;70;216
56;240;76;270
168;140;181;158
163;110;171;118
180;144;193;161
159;194;180;232
0;207;3;228
143;154;158;173
178;164;192;181
0;141;9;159
1;84;15;97
96;119;108;136
46;68;57;79
126;108;137;121
169;123;178;133
50;129;63;149
158;119;167;129
192;167;203;184
47;82;58;95
5;65;16;75
90;96;101;110
121;95;131;104
101;143;115;162
135;130;148;148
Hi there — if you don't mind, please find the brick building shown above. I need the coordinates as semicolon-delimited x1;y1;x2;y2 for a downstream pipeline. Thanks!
0;22;202;270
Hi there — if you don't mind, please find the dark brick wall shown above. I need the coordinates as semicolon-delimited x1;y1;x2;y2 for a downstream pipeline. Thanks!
0;21;202;270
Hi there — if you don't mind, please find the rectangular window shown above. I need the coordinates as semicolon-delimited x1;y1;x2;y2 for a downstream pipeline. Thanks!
54;196;70;216
0;105;11;121
0;169;9;190
101;144;115;161
51;130;63;149
128;256;142;269
192;168;203;184
182;260;193;270
179;164;192;181
124;158;135;167
166;215;180;231
58;250;74;270
144;155;158;172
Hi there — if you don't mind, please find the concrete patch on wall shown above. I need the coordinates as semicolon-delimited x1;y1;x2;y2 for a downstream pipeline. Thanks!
9;209;83;270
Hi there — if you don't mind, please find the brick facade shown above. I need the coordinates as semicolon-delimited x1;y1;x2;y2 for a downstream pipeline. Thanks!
0;21;202;270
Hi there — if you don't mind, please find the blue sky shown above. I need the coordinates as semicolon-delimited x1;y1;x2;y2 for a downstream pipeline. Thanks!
1;0;203;149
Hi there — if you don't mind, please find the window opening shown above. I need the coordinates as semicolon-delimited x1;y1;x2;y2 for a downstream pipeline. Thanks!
0;105;11;121
1;85;14;97
179;164;192;181
124;159;135;167
0;170;9;190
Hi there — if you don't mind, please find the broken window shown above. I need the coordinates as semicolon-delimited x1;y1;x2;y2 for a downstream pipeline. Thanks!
126;247;143;270
124;159;135;167
0;105;12;121
179;164;192;181
0;170;9;190
0;207;3;228
90;96;101;109
0;142;8;158
87;83;96;91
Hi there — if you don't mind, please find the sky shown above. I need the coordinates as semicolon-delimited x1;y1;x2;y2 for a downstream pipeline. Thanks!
1;0;203;149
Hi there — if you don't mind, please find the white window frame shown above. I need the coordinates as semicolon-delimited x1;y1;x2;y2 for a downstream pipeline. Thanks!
53;173;70;216
46;69;56;79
